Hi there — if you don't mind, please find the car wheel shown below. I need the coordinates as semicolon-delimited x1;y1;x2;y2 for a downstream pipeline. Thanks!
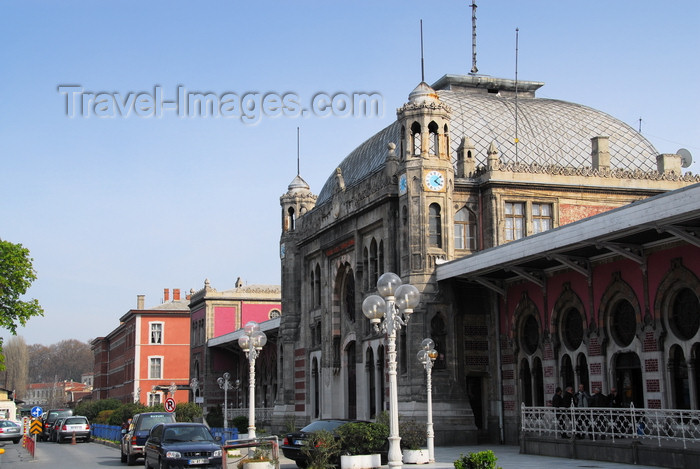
296;461;309;469
158;458;168;469
121;449;127;463
127;453;137;466
13;438;20;444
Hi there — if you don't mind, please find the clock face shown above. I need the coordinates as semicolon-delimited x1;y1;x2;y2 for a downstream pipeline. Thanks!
398;174;407;195
424;170;445;191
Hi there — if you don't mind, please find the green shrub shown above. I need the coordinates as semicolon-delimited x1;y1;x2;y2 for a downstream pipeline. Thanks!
301;429;341;469
399;418;427;450
232;415;248;433
337;421;388;455
174;402;202;422
453;450;501;469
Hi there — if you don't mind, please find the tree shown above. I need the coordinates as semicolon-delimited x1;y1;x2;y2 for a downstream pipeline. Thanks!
1;336;29;396
0;239;44;370
27;340;93;384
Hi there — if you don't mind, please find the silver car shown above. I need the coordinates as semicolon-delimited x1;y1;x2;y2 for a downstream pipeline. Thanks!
56;416;91;443
0;419;23;444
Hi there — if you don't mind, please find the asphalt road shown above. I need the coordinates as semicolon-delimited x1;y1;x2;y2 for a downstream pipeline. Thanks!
0;438;665;469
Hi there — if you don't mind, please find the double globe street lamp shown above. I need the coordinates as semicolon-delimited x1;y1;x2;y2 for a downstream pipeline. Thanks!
417;338;438;463
362;272;420;468
217;372;233;430
238;321;267;439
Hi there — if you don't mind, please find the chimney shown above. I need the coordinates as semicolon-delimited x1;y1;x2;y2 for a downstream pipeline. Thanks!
173;288;181;301
164;288;170;302
656;153;681;174
591;136;610;171
137;295;145;310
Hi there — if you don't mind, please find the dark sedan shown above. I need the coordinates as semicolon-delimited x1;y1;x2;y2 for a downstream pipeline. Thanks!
281;419;359;468
143;422;223;469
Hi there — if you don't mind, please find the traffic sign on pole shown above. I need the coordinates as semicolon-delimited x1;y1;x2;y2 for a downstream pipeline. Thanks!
164;397;176;413
30;406;43;418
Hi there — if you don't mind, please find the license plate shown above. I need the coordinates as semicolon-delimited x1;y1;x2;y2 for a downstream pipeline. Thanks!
7;428;18;433
294;439;304;445
189;458;208;465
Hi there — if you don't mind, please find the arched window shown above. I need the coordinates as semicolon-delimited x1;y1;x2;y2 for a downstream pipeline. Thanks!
363;247;369;291
670;288;700;340
402;206;408;251
561;354;575;390
342;269;356;322
562;307;584;351
521;359;533;406
428;121;439;155
521;315;540;355
454;207;477;250
411;122;422;155
314;264;321;307
369;239;378;286
287;207;296;231
429;203;442;248
611;299;637;347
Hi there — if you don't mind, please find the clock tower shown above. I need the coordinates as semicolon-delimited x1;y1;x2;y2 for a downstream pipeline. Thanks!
396;81;454;279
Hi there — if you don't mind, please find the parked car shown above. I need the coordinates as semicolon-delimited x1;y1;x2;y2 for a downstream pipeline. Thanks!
0;419;22;444
56;415;91;443
49;417;67;442
121;412;176;465
143;422;222;469
282;419;363;468
41;408;73;441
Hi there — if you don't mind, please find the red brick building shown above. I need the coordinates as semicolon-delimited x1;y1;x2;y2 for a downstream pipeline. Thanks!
91;289;191;405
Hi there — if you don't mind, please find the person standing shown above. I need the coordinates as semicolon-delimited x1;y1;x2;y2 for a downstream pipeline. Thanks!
552;387;567;438
590;387;607;438
575;384;590;438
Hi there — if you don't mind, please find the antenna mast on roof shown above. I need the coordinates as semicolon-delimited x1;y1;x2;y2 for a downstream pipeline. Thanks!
514;27;520;163
470;2;478;74
296;127;300;176
420;19;425;82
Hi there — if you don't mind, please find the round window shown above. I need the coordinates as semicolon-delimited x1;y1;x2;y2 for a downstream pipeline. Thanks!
562;307;583;350
521;315;540;355
670;288;700;341
611;299;636;347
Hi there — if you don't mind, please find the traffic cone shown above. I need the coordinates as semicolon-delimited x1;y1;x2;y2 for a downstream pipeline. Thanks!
72;431;76;445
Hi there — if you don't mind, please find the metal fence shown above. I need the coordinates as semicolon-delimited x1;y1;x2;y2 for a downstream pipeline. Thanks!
521;403;700;449
226;407;275;425
91;423;122;442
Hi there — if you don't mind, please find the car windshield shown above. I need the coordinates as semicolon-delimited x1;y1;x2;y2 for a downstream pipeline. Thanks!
64;417;87;425
162;426;214;443
300;420;349;433
138;414;173;431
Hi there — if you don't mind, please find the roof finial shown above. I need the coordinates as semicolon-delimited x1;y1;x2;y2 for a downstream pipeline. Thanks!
420;19;425;83
470;2;478;74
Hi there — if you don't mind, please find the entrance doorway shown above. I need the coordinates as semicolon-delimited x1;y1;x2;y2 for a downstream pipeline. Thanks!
614;352;644;408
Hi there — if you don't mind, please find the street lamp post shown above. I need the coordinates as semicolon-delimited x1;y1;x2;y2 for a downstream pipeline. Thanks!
217;372;233;429
417;338;438;463
238;321;267;439
190;378;199;406
362;272;420;469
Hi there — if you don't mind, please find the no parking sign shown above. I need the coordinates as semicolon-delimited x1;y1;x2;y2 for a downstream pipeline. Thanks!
164;397;176;413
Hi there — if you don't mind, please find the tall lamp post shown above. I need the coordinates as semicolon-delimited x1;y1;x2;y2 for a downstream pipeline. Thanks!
362;272;420;469
417;338;438;463
217;372;233;430
238;321;267;439
190;378;199;407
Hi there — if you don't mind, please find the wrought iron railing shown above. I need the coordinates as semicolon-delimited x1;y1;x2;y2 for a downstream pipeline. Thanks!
226;407;275;425
521;403;700;449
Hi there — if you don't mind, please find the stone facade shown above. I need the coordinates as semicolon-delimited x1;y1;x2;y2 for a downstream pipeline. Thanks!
275;74;699;444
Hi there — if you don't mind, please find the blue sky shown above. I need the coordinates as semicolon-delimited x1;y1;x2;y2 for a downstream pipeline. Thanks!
2;1;698;346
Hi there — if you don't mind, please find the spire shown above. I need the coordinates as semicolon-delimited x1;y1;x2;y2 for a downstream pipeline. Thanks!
470;2;478;74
